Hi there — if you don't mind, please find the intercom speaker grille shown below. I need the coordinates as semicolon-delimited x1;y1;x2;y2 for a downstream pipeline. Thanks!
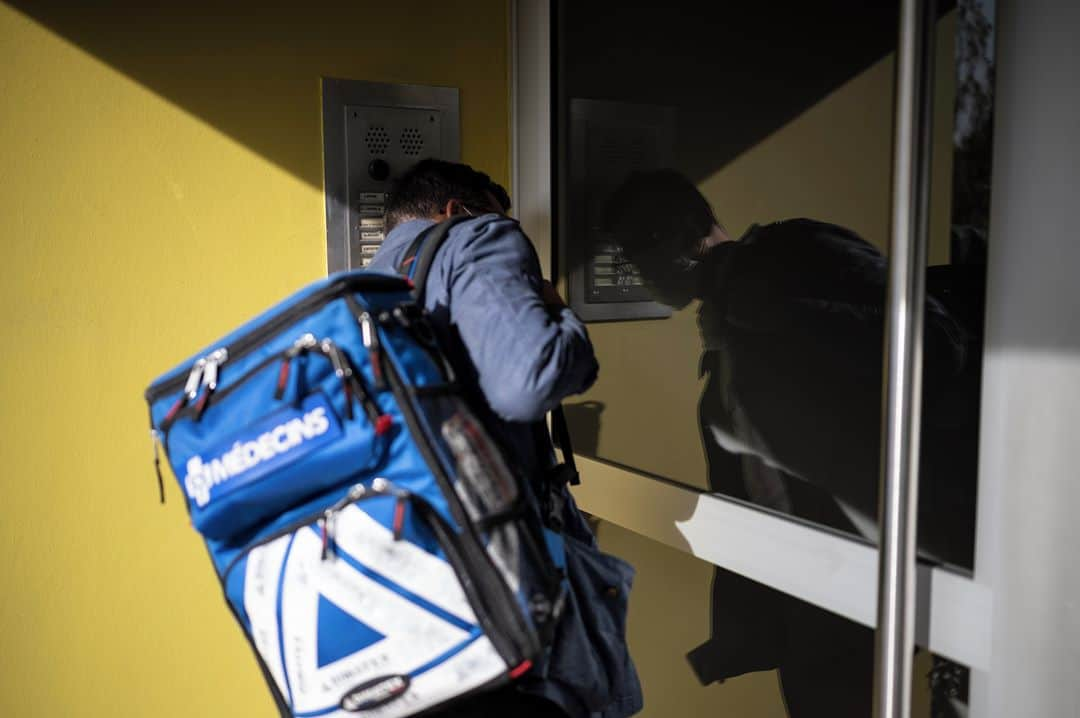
400;127;424;156
365;125;390;155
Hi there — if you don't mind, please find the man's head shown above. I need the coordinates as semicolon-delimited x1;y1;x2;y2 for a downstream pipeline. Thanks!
602;170;721;308
385;159;511;232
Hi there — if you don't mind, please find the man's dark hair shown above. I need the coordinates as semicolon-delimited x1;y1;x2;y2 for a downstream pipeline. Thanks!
385;159;511;232
602;169;717;262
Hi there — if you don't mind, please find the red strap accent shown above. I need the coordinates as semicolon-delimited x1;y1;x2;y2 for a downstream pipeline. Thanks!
163;396;186;424
275;359;290;398
375;415;393;436
392;499;406;540
401;255;417;267
369;351;384;385
509;660;533;679
194;389;210;418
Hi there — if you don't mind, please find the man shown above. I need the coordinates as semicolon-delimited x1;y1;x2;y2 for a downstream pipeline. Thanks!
603;170;976;715
372;160;596;481
368;159;640;718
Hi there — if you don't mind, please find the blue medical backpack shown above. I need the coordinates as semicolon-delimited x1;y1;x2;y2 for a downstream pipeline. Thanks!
145;220;571;717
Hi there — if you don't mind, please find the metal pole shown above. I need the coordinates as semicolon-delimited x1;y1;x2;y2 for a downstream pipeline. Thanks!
875;0;935;715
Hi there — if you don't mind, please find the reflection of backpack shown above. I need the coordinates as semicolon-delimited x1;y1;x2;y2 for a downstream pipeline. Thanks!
145;226;567;717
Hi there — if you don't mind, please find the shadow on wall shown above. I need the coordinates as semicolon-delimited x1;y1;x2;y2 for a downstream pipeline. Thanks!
7;0;509;192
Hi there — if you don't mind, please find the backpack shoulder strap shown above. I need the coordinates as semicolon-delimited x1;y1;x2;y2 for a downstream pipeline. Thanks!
396;215;471;305
550;406;579;485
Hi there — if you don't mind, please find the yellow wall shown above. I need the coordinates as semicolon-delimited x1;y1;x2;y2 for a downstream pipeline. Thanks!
0;3;508;716
596;522;788;718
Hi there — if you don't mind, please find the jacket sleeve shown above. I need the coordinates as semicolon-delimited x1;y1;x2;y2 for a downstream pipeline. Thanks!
446;216;599;422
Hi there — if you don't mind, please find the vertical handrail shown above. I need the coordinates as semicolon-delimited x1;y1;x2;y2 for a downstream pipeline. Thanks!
875;0;936;716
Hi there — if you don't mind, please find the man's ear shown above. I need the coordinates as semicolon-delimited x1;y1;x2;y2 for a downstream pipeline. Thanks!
440;199;465;219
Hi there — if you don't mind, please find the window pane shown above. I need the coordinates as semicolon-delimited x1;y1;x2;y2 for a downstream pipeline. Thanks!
555;0;993;573
554;2;996;712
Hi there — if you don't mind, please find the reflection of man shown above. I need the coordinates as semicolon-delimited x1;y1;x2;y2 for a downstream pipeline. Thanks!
604;170;976;715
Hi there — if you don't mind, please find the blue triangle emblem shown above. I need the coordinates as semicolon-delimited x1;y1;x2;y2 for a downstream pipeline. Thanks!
316;595;386;667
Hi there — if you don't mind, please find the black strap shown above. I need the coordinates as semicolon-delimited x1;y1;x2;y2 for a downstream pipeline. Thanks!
550;405;579;484
397;215;471;305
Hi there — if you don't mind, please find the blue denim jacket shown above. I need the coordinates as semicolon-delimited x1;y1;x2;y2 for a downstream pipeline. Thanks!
369;216;641;718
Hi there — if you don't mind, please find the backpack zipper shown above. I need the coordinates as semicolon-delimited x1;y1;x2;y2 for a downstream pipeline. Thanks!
146;274;410;405
163;336;384;435
223;480;414;583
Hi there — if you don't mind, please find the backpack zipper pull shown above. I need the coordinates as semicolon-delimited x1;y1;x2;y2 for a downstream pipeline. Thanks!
164;358;205;425
392;495;407;541
195;348;228;417
320;339;354;421
359;312;385;391
276;334;316;400
372;478;407;541
185;358;206;399
150;428;165;504
321;483;369;560
341;349;390;432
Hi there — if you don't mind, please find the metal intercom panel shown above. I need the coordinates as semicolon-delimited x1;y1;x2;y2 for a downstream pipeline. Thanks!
567;99;675;322
322;79;460;272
